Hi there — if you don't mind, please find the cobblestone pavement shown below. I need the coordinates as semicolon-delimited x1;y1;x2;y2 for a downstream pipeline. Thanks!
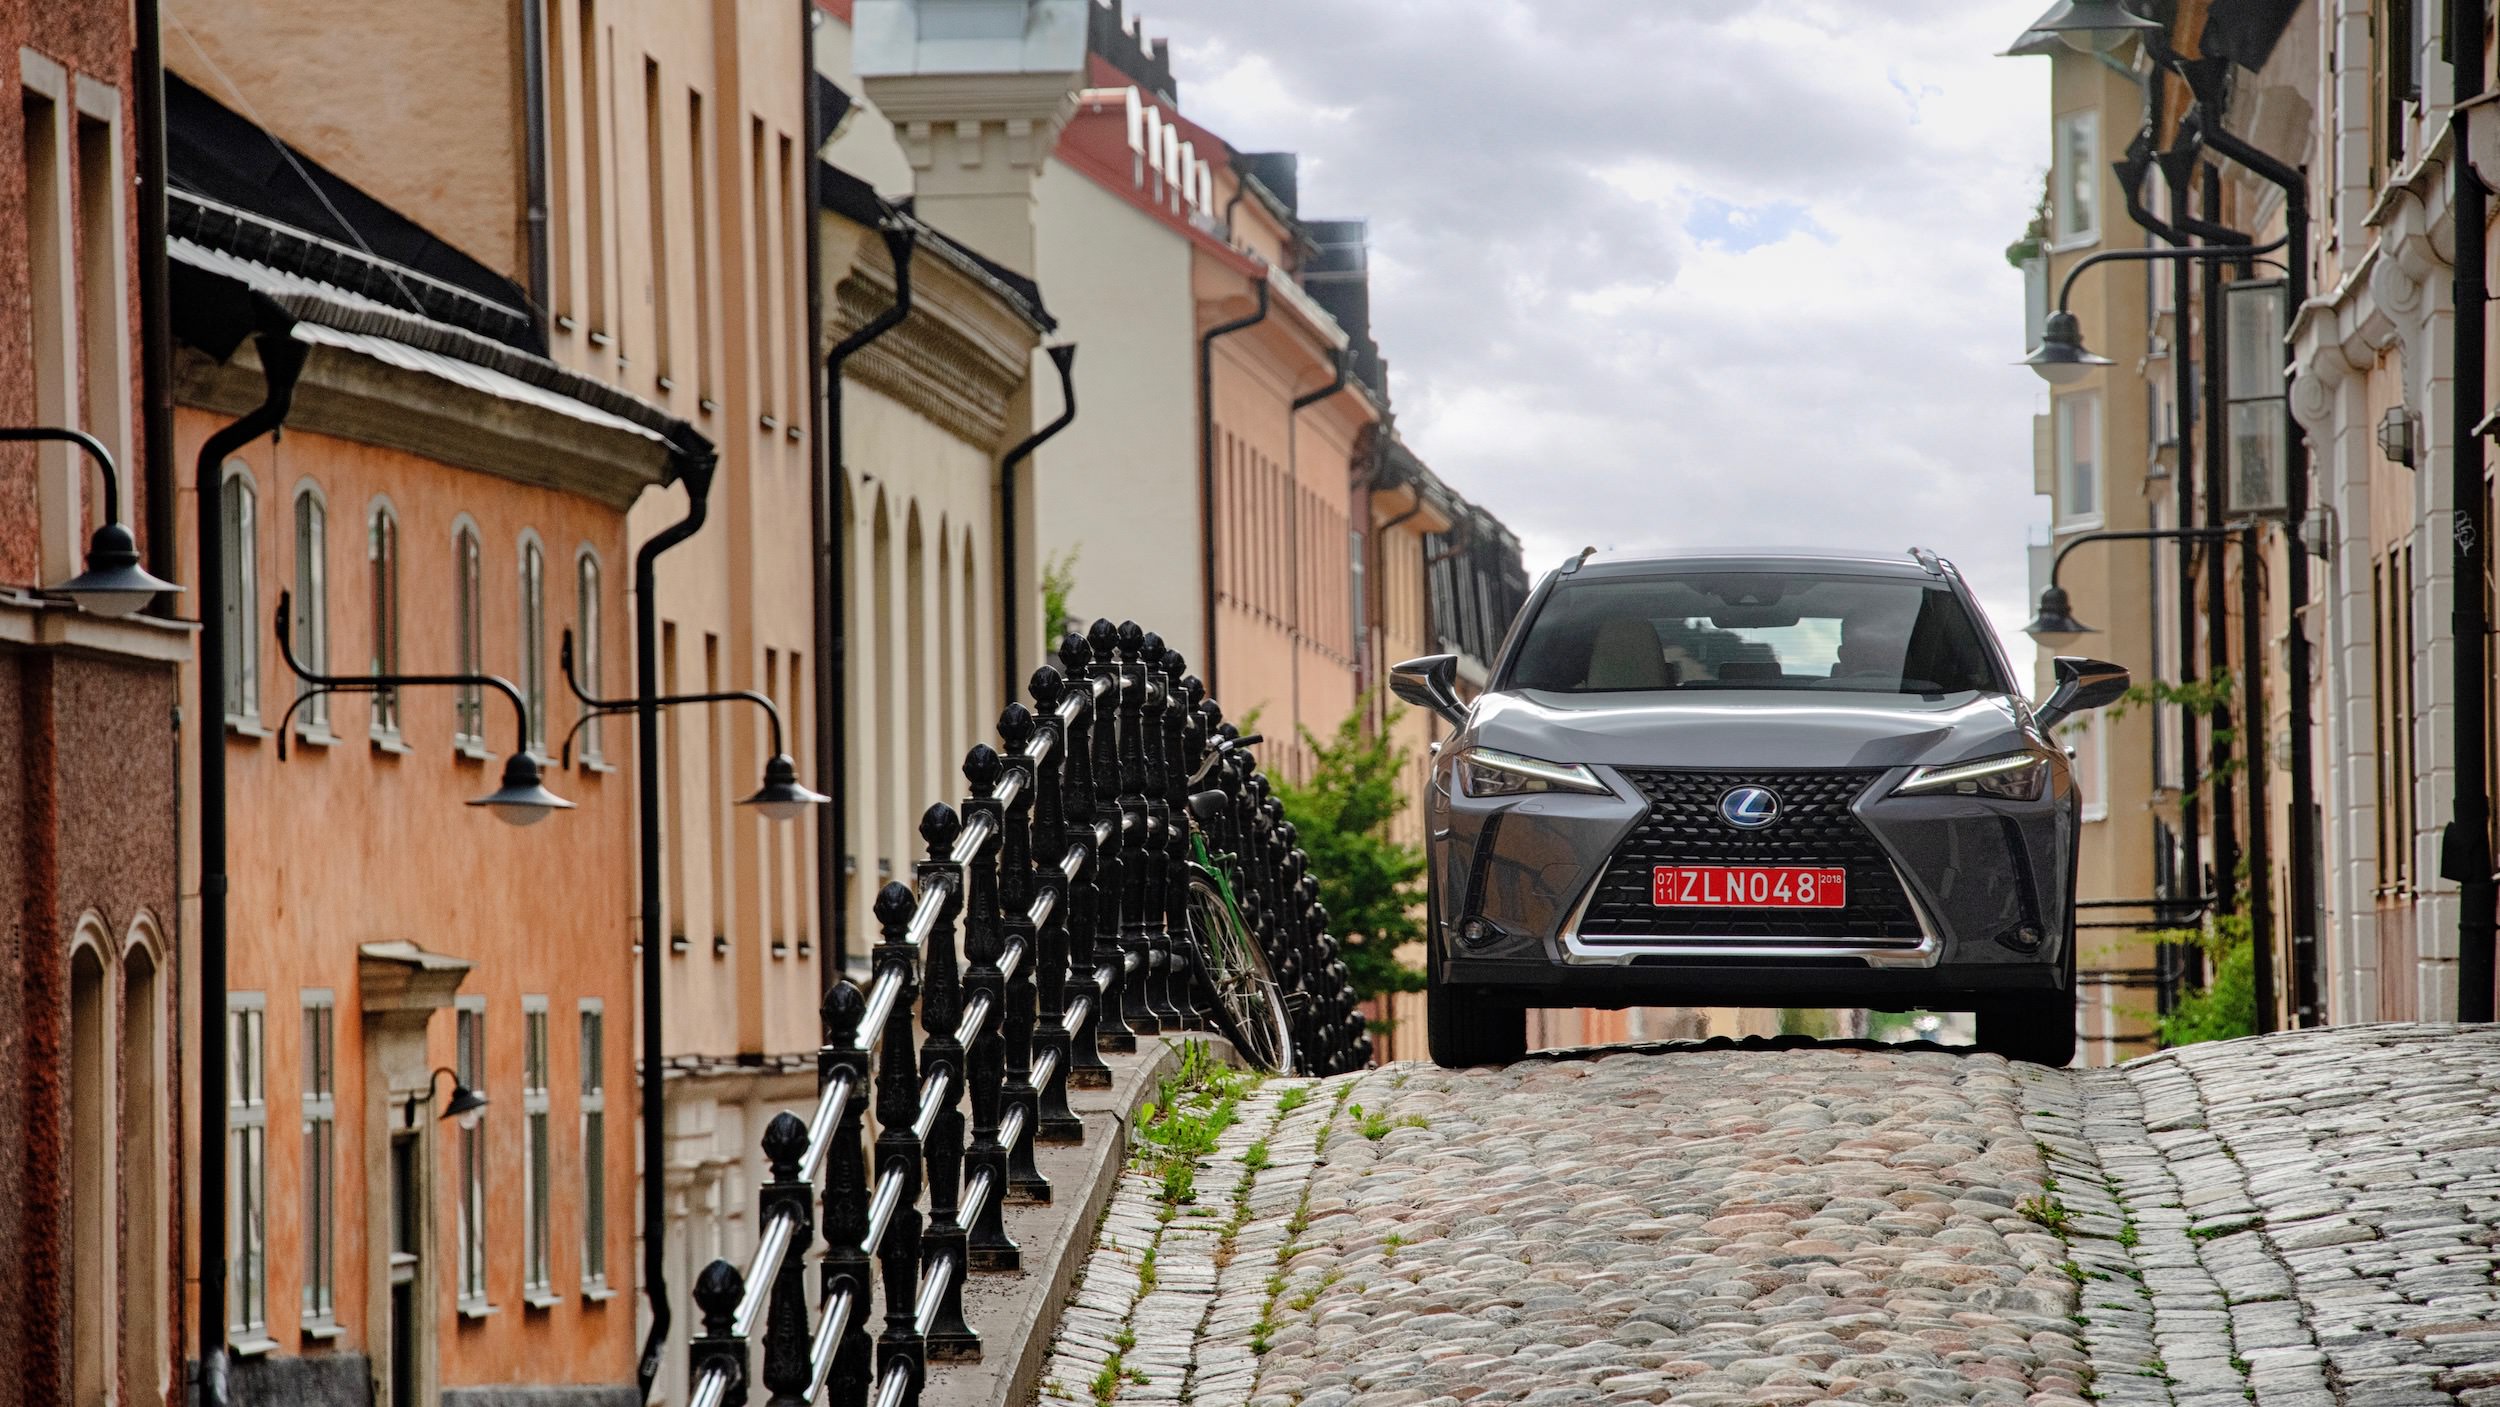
1035;1026;2500;1407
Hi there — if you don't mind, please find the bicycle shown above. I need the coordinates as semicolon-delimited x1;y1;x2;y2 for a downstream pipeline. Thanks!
1175;732;1298;1073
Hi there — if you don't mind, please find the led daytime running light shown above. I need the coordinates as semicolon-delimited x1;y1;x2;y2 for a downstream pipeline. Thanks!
1459;747;1610;796
1897;753;2046;796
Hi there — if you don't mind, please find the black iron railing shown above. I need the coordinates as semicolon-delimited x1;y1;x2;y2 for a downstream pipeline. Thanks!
682;619;1369;1407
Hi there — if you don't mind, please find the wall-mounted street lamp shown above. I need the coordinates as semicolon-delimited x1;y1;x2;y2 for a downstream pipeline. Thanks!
2016;0;2164;54
556;628;826;821
2024;526;2241;648
2020;237;2288;385
2378;405;2417;467
407;1066;488;1129
0;425;182;615
273;589;576;825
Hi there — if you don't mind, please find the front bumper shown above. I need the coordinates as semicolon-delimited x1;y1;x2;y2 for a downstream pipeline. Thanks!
1429;760;2075;1003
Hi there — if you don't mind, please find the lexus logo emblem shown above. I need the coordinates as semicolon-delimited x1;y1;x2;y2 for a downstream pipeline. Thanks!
1719;786;1781;830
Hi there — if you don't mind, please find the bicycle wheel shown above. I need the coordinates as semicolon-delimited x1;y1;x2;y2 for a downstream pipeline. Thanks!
1182;873;1296;1073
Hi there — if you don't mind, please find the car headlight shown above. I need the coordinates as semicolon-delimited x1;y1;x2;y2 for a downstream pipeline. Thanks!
1457;747;1611;799
1895;751;2050;801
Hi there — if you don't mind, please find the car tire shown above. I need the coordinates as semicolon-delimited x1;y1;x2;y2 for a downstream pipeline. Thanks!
1426;940;1527;1069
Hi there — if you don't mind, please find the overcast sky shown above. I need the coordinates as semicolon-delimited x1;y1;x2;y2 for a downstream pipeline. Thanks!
1133;0;2056;670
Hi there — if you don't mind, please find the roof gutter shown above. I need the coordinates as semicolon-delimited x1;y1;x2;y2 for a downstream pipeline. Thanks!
1000;343;1079;695
1198;275;1270;698
817;225;916;977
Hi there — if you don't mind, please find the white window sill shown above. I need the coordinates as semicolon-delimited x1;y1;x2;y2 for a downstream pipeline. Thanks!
2053;516;2105;536
454;739;494;763
2081;808;2110;824
523;1291;562;1312
2048;231;2100;255
580;754;615;775
370;730;412;757
581;1283;618;1304
225;715;269;741
457;1300;499;1322
228;1333;280;1359
300;1320;345;1343
293;724;337;750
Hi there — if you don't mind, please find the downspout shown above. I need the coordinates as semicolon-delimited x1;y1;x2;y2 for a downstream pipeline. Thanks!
135;0;177;608
2447;0;2496;1023
197;318;307;1407
2198;115;2319;1029
521;0;552;328
1286;346;1351;741
816;225;915;978
798;0;826;977
1000;343;1080;694
1198;274;1270;698
2198;164;2242;941
634;442;719;1403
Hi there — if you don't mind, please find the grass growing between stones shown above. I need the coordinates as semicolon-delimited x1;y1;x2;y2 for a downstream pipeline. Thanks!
1132;1040;1259;1209
1248;1080;1360;1358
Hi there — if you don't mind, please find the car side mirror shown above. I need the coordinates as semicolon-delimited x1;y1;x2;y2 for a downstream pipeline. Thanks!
2034;656;2130;732
1389;654;1468;729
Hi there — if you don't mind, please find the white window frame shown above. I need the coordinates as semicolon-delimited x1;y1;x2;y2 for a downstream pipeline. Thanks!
368;497;403;743
292;482;330;738
299;991;338;1334
522;997;555;1305
454;996;490;1315
2068;711;2111;823
226;993;271;1351
2052;109;2101;249
578;1000;609;1295
2056;391;2104;530
222;462;261;727
519;532;548;757
576;548;605;765
453;517;487;752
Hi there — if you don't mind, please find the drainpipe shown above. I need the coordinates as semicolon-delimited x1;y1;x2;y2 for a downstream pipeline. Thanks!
196;319;307;1407
816;225;915;978
2197;115;2319;1029
1285;345;1351;743
1198;275;1270;699
135;0;177;609
2197;165;2243;946
1000;344;1079;694
633;442;719;1403
2448;0;2495;1023
797;0;826;968
520;0;551;329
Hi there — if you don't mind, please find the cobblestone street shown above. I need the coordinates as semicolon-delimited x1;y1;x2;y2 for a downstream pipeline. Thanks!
1035;1026;2500;1407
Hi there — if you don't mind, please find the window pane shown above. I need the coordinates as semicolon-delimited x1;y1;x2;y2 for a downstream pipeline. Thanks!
370;508;400;731
579;556;603;759
521;541;546;752
457;530;485;743
295;494;328;728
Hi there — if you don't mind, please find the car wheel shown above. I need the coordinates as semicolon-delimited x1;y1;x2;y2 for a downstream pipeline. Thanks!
1426;938;1527;1069
1976;991;2077;1066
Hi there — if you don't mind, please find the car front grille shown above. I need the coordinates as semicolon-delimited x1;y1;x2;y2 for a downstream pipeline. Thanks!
1573;768;1925;944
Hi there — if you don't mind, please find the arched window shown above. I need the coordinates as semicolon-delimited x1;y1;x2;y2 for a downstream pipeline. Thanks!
69;923;111;1403
368;500;401;737
119;922;166;1398
221;463;258;721
576;549;603;762
453;520;485;747
519;533;547;755
292;483;328;733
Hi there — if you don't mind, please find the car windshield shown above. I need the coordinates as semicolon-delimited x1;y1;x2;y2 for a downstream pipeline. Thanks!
1503;569;2005;696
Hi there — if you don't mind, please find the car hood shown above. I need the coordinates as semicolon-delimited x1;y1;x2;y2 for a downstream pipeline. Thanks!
1465;688;2039;773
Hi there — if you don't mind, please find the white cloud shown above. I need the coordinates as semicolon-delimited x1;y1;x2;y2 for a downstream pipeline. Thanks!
1136;0;2059;670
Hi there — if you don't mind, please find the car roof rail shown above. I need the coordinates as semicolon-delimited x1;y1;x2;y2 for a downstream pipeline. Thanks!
1907;546;1948;577
1557;545;1598;576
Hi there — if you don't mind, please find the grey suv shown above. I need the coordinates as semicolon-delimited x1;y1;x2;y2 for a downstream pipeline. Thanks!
1392;547;2126;1069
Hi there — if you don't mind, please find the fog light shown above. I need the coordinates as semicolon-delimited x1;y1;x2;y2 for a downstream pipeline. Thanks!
1999;925;2046;954
1460;917;1498;948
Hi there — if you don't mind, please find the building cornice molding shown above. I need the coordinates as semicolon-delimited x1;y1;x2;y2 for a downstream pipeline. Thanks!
0;590;194;664
175;342;673;512
828;257;1036;449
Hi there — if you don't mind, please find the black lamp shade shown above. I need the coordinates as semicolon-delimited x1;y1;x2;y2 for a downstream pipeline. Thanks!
58;521;179;617
741;752;828;822
2024;0;2163;52
2022;310;2115;386
2024;585;2096;647
442;1082;488;1128
469;753;575;826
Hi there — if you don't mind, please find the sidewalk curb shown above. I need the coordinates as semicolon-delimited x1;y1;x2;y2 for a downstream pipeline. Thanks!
927;1035;1215;1407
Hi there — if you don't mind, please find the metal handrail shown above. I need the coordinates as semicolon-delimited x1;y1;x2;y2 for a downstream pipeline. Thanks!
806;1286;855;1400
730;1210;799;1337
796;1072;855;1184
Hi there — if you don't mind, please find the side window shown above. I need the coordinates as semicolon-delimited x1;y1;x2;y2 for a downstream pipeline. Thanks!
368;501;401;736
2052;110;2099;246
520;535;548;756
293;485;328;734
455;522;486;748
2057;391;2102;526
577;550;604;762
222;464;259;722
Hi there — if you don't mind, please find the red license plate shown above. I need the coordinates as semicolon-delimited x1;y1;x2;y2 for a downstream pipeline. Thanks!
1652;865;1846;909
